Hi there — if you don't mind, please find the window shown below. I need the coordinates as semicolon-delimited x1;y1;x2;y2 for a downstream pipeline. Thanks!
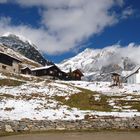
59;73;62;76
76;74;79;77
49;71;53;74
2;65;6;69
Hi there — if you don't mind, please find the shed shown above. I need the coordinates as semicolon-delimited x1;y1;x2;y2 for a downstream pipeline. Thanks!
110;72;121;87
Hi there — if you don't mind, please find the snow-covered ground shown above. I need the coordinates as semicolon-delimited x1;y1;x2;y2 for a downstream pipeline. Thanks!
0;79;82;120
65;81;140;96
0;73;140;121
0;73;7;79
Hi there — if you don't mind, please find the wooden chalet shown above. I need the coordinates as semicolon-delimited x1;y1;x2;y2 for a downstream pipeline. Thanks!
31;65;68;80
68;69;84;80
21;67;32;75
0;52;21;74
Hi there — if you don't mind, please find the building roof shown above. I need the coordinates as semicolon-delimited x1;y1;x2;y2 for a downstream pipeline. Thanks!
31;65;55;71
126;66;140;78
0;51;22;63
110;72;121;76
21;67;31;70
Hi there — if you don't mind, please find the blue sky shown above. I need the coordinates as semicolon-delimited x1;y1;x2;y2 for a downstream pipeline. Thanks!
0;0;140;63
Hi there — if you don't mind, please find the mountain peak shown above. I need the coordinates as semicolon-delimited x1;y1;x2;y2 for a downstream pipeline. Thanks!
83;48;93;52
2;33;33;45
58;46;137;81
0;33;53;66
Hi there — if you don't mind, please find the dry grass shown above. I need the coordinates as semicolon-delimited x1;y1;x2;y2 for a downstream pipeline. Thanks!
2;72;44;82
4;107;15;111
0;94;15;99
55;88;112;111
114;100;140;111
0;79;24;86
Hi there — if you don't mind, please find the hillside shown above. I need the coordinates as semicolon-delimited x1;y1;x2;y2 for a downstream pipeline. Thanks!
0;72;140;121
0;34;53;66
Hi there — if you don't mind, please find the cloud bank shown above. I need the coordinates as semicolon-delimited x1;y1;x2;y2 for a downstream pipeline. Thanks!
99;43;140;67
0;0;135;54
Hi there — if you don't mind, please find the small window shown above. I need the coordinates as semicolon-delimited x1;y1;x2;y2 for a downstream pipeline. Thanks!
59;73;62;76
76;74;79;77
2;65;6;69
50;71;53;74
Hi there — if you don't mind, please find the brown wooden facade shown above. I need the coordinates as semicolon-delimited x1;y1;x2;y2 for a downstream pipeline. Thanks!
68;69;84;80
31;65;68;80
21;67;32;75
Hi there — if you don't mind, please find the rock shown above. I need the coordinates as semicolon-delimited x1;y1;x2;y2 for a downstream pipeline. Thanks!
24;127;29;131
56;127;65;130
5;125;14;132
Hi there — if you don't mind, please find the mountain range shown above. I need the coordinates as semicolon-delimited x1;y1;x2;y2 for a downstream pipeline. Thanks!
0;33;138;81
58;47;138;81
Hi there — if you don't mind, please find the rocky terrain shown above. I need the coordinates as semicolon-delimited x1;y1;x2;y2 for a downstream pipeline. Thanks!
0;34;53;66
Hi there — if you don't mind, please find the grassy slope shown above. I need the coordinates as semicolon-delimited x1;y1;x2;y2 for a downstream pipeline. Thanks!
0;79;24;86
55;87;112;111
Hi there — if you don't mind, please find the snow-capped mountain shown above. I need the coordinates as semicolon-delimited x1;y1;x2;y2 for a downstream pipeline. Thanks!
0;34;53;66
59;46;138;81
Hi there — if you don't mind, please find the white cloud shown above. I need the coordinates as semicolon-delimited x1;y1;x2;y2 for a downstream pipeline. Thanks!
119;43;140;65
0;0;135;54
121;7;134;19
0;0;7;3
13;0;124;8
101;43;140;66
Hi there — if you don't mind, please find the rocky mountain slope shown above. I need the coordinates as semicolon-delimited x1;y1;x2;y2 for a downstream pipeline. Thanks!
59;47;138;81
0;34;53;66
0;44;42;68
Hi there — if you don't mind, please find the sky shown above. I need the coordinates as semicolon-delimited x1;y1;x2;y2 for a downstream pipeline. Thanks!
0;0;140;63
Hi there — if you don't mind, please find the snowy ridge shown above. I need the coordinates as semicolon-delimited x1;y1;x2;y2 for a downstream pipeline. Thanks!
2;32;33;46
58;45;138;81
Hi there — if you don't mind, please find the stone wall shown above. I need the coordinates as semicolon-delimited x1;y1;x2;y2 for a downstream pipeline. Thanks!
0;61;20;74
1;116;140;133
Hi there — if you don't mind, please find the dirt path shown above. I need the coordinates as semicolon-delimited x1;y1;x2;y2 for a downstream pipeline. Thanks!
1;132;140;140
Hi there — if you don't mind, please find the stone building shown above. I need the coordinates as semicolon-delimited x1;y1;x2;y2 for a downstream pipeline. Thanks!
0;52;21;74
